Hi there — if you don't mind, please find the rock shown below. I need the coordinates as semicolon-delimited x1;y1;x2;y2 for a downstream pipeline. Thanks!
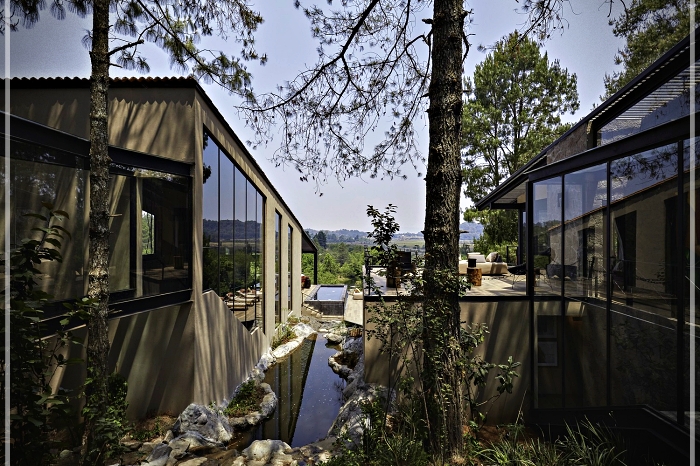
292;323;315;339
328;384;392;447
172;431;223;449
249;367;265;383
245;411;263;425
272;339;302;359
325;332;343;344
143;443;172;466
259;386;278;418
163;429;174;443
243;440;292;462
139;441;158;455
59;449;72;459
228;383;276;431
343;374;362;399
172;403;233;445
328;352;353;378
176;458;209;466
343;336;363;354
256;349;276;372
167;438;191;459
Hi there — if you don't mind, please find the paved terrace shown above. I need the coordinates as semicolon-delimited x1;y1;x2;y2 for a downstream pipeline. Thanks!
362;266;554;297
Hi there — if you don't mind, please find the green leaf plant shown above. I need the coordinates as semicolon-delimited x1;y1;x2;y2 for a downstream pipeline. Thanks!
1;204;128;465
360;204;520;464
1;204;85;464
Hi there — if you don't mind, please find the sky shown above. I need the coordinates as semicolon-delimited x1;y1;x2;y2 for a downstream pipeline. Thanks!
3;0;625;233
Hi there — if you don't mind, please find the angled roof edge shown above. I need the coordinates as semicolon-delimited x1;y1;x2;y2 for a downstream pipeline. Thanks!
474;27;698;211
8;76;316;245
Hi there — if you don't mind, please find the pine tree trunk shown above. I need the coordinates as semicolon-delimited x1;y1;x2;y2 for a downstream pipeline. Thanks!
423;0;464;458
80;0;111;462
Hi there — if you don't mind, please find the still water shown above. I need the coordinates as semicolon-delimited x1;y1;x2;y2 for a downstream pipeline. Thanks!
231;335;345;449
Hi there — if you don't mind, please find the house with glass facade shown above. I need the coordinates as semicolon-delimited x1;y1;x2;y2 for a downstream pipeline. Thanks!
2;76;317;418
469;30;698;461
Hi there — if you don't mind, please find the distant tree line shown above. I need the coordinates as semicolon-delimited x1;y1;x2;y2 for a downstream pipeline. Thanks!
303;243;365;287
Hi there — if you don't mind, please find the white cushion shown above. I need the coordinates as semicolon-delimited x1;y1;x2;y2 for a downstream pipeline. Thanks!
486;252;499;262
468;253;486;263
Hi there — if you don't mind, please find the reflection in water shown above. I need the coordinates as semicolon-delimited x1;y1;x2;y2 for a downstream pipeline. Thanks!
231;335;345;449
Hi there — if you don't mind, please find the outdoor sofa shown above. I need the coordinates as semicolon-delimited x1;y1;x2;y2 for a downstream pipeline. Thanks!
458;252;508;276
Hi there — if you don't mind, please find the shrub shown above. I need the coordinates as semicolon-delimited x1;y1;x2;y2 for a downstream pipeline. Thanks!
271;324;296;349
225;380;267;417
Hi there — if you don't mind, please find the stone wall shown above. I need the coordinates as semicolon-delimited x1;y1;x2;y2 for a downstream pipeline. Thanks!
545;122;591;165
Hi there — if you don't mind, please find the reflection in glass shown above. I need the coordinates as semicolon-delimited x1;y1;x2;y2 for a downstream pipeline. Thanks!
4;150;88;300
202;131;265;331
257;192;265;330
609;143;678;414
275;212;282;325
533;177;562;296
108;175;132;292
683;138;700;425
203;133;219;291
535;302;562;408
598;60;700;145
288;225;293;313
142;211;155;255
562;164;608;407
563;164;608;301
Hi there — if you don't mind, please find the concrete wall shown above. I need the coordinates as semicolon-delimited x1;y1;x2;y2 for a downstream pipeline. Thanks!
363;299;531;425
52;302;196;420
51;293;271;420
193;291;267;406
10;87;197;163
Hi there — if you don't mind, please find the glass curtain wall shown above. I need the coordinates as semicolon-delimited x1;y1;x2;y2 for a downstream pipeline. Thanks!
609;143;678;414
532;176;563;408
275;212;282;325
3;141;89;300
202;132;265;331
683;138;700;425
562;164;608;407
531;143;692;417
4;138;191;303
288;225;293;313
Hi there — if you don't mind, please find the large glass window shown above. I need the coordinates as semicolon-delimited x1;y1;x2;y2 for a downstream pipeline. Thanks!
597;60;700;145
683;137;700;426
275;212;282;325
4;138;192;303
609;143;678;414
202;134;219;292
288;225;293;314
533;177;562;297
562;164;608;407
202;131;265;331
533;177;563;408
3;141;88;300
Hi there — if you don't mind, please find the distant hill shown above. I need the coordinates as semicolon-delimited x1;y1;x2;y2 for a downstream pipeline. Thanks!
304;221;485;244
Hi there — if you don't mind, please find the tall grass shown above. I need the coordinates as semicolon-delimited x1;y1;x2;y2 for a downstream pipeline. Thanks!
478;418;627;466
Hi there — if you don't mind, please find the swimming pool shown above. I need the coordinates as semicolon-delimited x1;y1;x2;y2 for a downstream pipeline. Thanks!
304;285;348;316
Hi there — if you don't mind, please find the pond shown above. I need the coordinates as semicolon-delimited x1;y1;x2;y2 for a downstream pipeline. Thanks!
231;334;345;449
